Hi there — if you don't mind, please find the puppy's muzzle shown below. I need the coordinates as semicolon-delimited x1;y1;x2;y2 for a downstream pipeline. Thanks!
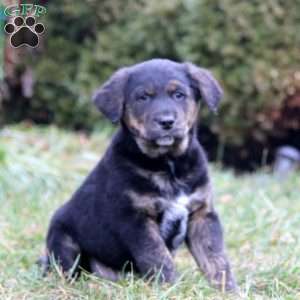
153;113;176;131
149;111;184;147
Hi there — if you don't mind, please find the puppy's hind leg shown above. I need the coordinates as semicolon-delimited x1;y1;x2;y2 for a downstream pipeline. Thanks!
37;253;51;276
46;225;81;278
90;258;121;281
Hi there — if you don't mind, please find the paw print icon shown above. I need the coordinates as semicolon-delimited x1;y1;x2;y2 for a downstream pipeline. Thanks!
4;16;45;48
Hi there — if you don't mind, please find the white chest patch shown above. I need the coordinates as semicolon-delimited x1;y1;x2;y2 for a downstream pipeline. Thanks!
175;192;190;207
160;191;190;250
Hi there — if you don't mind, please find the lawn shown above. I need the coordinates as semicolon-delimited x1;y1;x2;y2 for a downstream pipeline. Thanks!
0;125;299;300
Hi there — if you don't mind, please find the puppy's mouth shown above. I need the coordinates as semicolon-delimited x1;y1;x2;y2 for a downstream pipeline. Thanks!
155;135;175;147
145;127;188;148
152;129;187;148
138;132;185;148
155;136;175;147
134;129;190;158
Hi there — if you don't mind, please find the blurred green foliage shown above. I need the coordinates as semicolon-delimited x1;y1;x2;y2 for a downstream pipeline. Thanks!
6;0;300;144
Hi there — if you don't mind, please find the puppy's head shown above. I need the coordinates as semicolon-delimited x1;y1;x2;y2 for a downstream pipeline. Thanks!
93;59;223;157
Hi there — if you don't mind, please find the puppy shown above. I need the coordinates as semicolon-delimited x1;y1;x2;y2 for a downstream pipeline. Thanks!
40;59;237;291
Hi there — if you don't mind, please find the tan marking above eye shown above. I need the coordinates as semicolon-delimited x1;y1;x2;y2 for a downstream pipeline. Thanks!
145;86;156;96
133;85;156;97
166;80;188;94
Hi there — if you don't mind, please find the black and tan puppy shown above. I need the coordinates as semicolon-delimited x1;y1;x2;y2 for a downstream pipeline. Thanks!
41;59;237;291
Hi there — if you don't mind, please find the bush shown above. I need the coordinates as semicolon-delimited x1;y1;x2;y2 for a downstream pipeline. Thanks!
177;0;300;146
2;0;300;165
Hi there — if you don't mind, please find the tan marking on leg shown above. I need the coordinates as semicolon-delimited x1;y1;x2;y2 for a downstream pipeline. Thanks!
188;182;214;213
126;190;168;219
186;210;237;291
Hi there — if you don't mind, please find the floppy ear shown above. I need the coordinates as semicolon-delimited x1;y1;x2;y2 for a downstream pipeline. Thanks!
92;68;129;123
184;63;223;113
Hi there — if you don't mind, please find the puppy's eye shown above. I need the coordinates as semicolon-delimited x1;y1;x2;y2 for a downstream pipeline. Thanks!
173;91;186;101
137;94;151;102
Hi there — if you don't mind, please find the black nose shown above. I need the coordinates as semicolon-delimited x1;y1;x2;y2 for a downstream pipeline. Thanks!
156;116;175;130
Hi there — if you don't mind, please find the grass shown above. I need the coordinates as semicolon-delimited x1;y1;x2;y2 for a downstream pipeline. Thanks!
0;124;299;300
